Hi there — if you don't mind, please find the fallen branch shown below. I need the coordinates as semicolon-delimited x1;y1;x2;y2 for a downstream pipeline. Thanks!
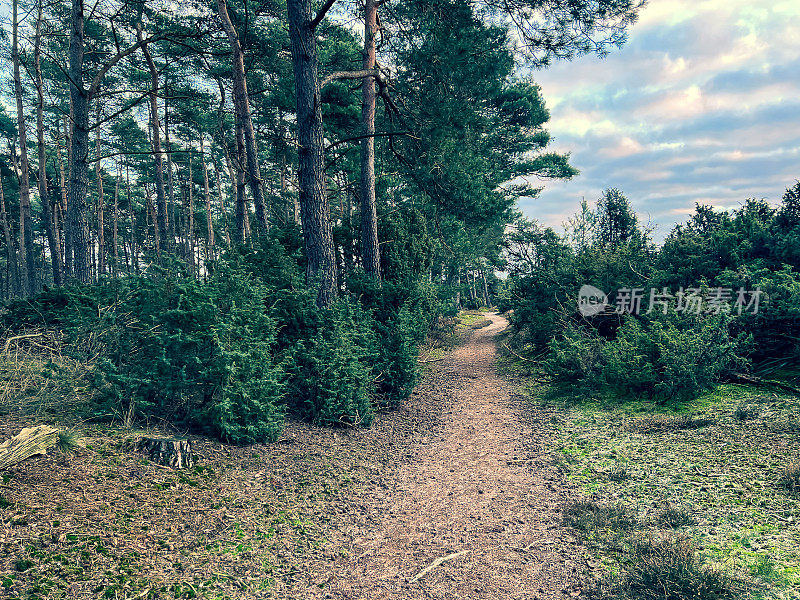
501;343;536;363
3;333;44;352
409;550;471;583
0;425;59;470
727;373;800;395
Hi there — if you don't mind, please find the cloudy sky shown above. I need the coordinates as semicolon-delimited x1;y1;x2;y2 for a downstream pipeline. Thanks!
523;0;800;242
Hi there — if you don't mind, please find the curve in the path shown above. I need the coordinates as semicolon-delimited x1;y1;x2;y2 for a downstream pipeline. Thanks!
328;312;580;600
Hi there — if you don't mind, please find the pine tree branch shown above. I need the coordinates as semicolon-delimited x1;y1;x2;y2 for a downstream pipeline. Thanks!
311;0;338;30
320;69;376;89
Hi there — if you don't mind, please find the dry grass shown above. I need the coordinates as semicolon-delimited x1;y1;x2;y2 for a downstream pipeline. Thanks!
593;533;744;600
655;504;697;528
533;381;800;597
0;413;419;599
0;328;96;420
562;500;638;534
778;463;800;496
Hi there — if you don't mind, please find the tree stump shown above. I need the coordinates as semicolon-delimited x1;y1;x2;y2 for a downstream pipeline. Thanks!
0;425;59;470
130;437;195;469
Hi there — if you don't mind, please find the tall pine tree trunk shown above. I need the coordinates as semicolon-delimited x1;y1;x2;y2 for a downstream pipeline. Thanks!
360;0;380;279
213;152;230;248
67;0;91;283
200;135;214;264
58;117;72;278
12;0;37;295
35;0;62;287
139;33;169;254
127;162;137;273
185;149;195;271
217;0;269;233
287;0;337;307
95;113;105;276
234;117;249;244
0;182;19;296
165;99;176;247
113;169;119;277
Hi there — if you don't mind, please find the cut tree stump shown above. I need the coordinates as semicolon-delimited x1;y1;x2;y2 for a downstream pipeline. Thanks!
128;437;195;469
0;425;59;470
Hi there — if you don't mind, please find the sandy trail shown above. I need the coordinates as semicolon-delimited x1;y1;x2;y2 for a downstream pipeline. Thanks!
326;312;581;600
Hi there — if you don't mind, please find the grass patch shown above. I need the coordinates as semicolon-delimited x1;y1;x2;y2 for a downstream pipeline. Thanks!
629;413;715;433
469;318;493;329
519;375;800;598
55;429;80;454
777;463;800;496
734;401;761;422
655;504;697;528
592;533;744;600
13;559;34;573
456;310;490;328
562;500;638;534
608;464;630;482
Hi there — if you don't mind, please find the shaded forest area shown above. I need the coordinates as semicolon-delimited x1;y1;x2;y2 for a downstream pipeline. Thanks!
0;0;641;439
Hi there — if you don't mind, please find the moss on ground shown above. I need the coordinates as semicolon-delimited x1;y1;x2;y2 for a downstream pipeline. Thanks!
524;379;800;599
456;310;490;328
0;420;397;599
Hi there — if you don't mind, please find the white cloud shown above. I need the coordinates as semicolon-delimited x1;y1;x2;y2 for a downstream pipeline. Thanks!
526;0;800;241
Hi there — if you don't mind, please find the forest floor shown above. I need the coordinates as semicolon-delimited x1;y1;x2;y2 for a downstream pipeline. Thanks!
0;313;584;600
499;343;800;600
6;312;796;599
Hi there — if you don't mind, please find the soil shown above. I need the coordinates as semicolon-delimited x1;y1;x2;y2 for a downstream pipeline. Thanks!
0;313;582;599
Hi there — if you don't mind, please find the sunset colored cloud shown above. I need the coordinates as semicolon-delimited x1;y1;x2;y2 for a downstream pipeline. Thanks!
526;0;800;241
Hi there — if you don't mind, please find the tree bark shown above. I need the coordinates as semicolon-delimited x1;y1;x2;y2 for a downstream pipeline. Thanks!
234;116;250;244
12;0;37;295
146;187;159;254
287;0;337;307
165;97;176;247
212;152;230;248
126;436;194;469
58;117;72;278
113;169;119;277
95;113;105;276
360;0;380;279
217;0;269;233
35;0;62;287
126;161;137;273
67;0;91;283
0;182;19;296
200;135;214;264
139;30;169;254
185;149;195;271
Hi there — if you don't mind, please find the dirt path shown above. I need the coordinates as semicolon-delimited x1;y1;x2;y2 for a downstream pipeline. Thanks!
324;312;581;600
0;312;582;600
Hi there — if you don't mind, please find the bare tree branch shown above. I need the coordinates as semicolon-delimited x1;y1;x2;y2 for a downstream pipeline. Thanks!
320;69;376;89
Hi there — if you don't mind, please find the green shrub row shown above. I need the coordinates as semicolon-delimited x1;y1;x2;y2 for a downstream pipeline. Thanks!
2;236;443;443
545;312;750;401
